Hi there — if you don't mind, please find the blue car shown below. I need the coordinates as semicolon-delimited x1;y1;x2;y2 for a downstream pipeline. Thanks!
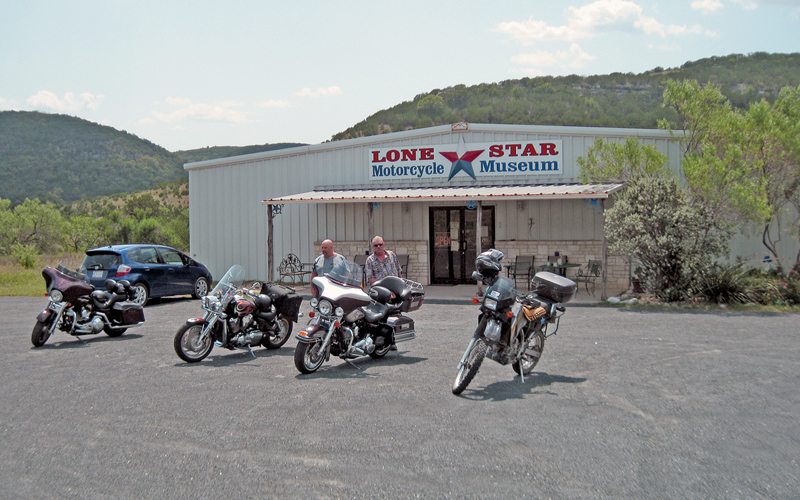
80;244;212;306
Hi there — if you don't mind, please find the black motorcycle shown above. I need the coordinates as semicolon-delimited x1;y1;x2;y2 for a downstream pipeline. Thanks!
32;265;145;347
294;258;424;374
452;249;576;395
174;265;302;363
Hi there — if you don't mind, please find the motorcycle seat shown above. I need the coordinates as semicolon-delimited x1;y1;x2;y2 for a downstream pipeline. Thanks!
363;302;389;323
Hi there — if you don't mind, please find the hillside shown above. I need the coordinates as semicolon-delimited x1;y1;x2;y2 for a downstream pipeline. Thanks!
0;111;305;205
0;111;185;205
175;143;306;164
333;52;800;140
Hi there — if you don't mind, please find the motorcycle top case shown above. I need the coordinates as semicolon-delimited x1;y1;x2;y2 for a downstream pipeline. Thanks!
531;271;577;303
400;288;424;312
265;283;303;322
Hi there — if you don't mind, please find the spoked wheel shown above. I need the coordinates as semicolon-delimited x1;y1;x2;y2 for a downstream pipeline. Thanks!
512;329;546;376
174;323;214;363
131;283;149;306
31;320;52;347
369;343;392;359
262;315;293;349
294;341;326;374
192;277;210;299
452;339;488;395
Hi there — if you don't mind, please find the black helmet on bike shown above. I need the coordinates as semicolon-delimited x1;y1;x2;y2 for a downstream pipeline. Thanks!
475;249;504;277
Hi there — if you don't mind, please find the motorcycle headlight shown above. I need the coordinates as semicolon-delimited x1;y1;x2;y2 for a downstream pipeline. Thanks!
318;300;333;316
483;297;498;311
203;295;221;311
49;289;63;302
334;307;344;318
310;298;319;309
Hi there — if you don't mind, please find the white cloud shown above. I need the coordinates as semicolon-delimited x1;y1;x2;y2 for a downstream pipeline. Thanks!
26;90;105;112
496;0;715;41
730;0;759;9
293;86;343;98
0;97;20;110
690;0;724;13
511;43;596;75
255;99;291;109
145;97;250;125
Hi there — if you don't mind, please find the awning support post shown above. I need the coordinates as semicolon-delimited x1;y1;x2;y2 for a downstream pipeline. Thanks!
267;204;274;282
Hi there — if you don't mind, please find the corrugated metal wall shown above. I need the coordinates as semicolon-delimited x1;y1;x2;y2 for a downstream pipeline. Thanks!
187;124;680;280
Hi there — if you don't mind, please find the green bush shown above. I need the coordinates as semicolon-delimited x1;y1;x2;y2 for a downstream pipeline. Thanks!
11;243;38;269
693;263;753;304
776;270;800;305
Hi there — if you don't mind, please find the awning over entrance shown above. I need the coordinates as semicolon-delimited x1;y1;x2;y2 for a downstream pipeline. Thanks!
263;183;624;204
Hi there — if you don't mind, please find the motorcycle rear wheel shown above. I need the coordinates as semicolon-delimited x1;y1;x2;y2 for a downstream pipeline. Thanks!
31;320;51;347
512;330;545;376
452;339;488;395
294;341;325;374
261;314;292;349
174;323;213;363
369;342;392;359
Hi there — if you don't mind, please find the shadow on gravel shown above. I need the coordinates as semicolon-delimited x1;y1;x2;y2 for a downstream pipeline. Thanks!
294;354;428;380
173;347;292;368
459;372;586;401
32;333;144;349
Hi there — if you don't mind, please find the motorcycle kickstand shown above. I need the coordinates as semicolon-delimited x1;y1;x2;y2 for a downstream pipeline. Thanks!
244;344;256;358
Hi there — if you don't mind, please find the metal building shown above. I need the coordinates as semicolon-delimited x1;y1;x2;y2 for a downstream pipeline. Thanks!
184;122;686;296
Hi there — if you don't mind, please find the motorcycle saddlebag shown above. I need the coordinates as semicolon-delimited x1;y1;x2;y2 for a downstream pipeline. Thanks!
113;303;145;324
531;271;576;304
266;284;302;322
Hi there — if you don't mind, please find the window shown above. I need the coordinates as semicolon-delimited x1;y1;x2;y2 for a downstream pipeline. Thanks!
158;248;185;265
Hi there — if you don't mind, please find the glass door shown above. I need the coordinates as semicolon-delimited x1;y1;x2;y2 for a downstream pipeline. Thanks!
429;206;494;284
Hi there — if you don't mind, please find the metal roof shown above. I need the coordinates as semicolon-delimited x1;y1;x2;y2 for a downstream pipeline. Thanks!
263;183;624;204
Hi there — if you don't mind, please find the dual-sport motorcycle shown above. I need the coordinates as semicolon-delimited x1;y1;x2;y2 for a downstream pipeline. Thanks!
32;265;146;347
294;258;424;374
174;265;303;363
452;249;576;395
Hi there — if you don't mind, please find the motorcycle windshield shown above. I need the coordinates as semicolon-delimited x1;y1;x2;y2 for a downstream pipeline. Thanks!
209;264;245;306
325;258;364;288
485;276;517;306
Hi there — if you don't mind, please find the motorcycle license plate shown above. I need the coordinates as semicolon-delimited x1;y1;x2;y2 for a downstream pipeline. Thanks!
92;270;105;279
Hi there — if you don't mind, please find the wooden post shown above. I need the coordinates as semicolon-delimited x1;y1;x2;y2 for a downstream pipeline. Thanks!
367;202;374;255
601;199;608;301
267;204;274;282
476;200;483;296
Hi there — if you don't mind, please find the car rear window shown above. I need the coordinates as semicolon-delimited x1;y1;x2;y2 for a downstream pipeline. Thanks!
82;252;121;271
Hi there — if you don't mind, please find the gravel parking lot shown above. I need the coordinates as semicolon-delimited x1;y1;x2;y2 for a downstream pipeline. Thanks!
1;296;799;498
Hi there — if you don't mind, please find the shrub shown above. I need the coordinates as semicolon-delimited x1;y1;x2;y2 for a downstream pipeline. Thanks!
693;263;753;304
11;243;38;269
777;270;800;305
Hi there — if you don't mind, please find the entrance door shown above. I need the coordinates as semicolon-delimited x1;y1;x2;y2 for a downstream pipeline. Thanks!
429;206;495;284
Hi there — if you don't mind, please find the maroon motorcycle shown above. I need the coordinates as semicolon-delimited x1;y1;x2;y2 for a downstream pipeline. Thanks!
31;265;145;347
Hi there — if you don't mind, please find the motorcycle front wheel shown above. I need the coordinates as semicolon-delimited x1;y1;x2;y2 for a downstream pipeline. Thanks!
261;314;293;349
452;339;488;395
31;320;51;347
174;323;213;363
512;329;545;376
294;341;326;374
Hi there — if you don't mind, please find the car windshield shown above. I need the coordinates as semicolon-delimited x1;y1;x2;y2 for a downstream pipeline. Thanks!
81;252;121;271
325;258;363;288
210;264;245;305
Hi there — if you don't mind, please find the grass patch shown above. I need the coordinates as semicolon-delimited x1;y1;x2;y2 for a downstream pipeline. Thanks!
0;254;84;296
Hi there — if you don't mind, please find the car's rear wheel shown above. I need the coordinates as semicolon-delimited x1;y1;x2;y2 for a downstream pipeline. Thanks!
192;277;209;299
131;283;149;306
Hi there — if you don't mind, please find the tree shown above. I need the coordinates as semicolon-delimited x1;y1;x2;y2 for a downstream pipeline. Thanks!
577;137;669;183
662;80;800;272
13;199;65;253
605;176;727;301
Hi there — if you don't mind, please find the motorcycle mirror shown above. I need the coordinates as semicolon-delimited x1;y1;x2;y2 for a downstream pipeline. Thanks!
471;271;483;282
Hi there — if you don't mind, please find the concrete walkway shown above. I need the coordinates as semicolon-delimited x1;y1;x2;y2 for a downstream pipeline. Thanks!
284;282;604;306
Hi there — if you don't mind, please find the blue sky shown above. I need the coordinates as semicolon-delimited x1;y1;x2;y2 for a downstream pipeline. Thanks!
1;0;797;151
